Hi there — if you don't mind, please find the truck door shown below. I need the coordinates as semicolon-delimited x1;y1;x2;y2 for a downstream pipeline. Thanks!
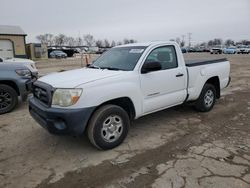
140;45;187;114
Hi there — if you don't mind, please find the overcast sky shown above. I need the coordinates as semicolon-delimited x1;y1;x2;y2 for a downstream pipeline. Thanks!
1;0;250;44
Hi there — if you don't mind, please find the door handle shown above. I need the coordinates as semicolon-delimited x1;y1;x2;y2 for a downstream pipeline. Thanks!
176;73;184;77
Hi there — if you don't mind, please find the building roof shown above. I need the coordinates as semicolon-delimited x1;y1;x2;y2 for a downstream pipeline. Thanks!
0;25;26;36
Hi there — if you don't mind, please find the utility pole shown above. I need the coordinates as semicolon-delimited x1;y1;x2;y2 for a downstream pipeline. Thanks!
181;35;185;46
188;32;192;48
181;35;185;43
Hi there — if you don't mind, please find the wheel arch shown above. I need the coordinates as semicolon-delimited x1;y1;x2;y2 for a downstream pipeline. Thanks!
89;97;136;123
205;76;220;98
0;80;20;95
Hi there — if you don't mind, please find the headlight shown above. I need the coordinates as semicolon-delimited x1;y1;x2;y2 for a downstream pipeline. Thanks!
15;69;31;78
52;88;82;107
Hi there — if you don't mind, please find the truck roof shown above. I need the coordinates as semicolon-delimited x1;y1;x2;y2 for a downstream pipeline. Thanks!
115;41;178;48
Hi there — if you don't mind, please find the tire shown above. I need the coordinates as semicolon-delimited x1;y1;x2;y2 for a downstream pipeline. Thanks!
0;84;18;115
87;105;130;150
194;84;216;112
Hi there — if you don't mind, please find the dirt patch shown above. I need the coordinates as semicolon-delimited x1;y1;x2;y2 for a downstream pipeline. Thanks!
1;53;250;188
38;90;250;188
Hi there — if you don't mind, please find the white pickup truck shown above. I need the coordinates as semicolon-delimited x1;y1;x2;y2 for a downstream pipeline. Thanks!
29;41;230;150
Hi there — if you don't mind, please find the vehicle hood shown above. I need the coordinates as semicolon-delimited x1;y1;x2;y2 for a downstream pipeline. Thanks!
38;68;126;88
4;58;38;73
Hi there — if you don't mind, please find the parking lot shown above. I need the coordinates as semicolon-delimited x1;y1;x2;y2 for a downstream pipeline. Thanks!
1;53;250;188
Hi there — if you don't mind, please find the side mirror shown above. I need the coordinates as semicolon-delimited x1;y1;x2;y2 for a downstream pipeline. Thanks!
0;58;3;62
141;61;162;74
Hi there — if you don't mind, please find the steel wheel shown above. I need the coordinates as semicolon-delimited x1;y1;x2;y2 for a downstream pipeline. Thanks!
87;105;130;150
195;83;216;112
101;115;123;143
204;89;214;108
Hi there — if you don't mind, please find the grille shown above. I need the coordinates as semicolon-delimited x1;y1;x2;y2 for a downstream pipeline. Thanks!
33;81;53;106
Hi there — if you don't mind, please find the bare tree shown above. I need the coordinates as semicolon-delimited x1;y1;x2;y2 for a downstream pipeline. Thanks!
47;34;54;46
175;37;181;45
104;39;110;48
129;39;137;43
199;42;207;47
95;40;104;48
213;38;223;46
241;40;250;45
117;41;123;46
54;34;67;46
36;33;54;45
36;33;140;48
208;40;213;46
225;39;235;46
123;38;137;44
111;40;116;47
123;38;130;44
65;37;75;46
75;37;83;46
36;35;45;43
180;41;185;47
83;34;95;46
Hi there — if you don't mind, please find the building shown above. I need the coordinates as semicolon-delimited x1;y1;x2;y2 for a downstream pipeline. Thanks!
26;43;48;60
0;25;27;59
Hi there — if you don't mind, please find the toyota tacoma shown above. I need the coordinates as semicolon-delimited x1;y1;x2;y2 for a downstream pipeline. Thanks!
29;41;230;150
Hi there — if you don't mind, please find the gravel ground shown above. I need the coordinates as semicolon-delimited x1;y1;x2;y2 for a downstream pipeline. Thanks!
1;53;250;188
35;55;99;76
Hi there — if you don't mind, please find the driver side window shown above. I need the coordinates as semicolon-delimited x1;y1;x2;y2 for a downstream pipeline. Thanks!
145;46;178;70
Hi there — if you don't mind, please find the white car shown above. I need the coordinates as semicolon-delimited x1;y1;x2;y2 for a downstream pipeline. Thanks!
29;41;230;150
236;45;250;54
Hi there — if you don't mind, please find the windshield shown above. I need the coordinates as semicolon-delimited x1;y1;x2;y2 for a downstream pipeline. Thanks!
92;46;146;71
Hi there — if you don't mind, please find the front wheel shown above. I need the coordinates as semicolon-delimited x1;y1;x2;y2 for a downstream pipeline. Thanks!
0;84;18;115
195;84;216;112
87;105;130;150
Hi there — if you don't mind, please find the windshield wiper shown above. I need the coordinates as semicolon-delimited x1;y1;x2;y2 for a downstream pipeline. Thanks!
87;64;101;69
100;67;123;71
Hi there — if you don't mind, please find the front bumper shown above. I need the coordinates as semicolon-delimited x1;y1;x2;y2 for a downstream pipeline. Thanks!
17;77;36;101
29;97;95;136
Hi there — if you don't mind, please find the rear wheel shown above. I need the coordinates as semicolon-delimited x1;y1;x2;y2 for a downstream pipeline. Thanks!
195;84;216;112
87;105;130;150
0;84;18;114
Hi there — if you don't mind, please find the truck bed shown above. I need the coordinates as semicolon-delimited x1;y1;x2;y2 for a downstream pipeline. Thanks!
185;58;227;67
185;57;230;101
